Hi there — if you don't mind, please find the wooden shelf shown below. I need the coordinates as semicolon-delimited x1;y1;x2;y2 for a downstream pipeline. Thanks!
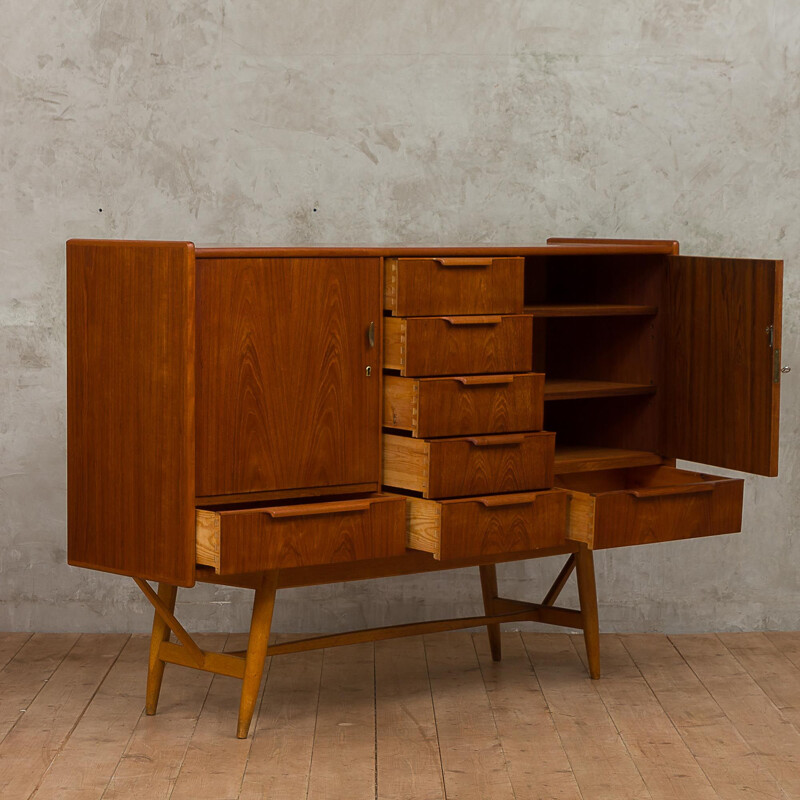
544;379;656;401
554;446;664;474
524;304;658;317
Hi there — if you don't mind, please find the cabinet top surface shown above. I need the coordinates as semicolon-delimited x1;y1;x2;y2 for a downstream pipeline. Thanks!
191;241;679;258
66;237;682;258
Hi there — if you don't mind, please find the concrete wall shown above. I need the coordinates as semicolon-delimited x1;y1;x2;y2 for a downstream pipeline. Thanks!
1;1;798;634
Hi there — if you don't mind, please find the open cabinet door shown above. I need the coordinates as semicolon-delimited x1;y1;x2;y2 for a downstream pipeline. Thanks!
68;240;196;586
663;255;783;476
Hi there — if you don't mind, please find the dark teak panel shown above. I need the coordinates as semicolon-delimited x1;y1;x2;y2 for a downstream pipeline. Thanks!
67;240;196;586
663;256;782;476
196;257;381;497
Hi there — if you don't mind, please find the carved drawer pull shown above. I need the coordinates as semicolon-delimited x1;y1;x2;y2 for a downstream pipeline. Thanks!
478;493;540;508
442;315;503;326
629;484;714;499
454;375;515;386
265;499;373;518
466;434;527;447
433;257;494;267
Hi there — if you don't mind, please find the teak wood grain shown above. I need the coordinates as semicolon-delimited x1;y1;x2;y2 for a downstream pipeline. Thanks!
382;431;555;498
384;255;523;316
67;239;196;586
557;465;744;549
195;494;406;574
196;257;381;497
384;314;533;376
383;373;544;437
664;255;782;476
405;489;568;560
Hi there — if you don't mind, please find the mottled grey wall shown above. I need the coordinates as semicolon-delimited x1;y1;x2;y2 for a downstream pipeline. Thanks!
1;1;798;634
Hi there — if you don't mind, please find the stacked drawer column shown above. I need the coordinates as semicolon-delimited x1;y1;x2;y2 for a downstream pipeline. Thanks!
381;255;569;560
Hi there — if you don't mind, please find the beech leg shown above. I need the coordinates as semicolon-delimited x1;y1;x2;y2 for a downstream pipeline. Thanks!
237;571;279;738
542;554;576;607
479;564;502;661
145;582;178;715
575;545;600;679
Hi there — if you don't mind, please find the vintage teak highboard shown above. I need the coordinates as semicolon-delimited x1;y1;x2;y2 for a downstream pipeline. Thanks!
66;237;784;738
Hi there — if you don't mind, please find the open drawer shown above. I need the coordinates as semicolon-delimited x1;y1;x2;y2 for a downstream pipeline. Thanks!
404;489;568;560
384;315;533;376
384;256;524;316
195;493;406;574
556;466;744;549
383;431;554;498
383;373;544;438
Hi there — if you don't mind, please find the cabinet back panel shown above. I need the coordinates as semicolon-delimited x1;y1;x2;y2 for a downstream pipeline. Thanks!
544;316;658;385
526;254;666;307
545;394;661;454
196;257;381;497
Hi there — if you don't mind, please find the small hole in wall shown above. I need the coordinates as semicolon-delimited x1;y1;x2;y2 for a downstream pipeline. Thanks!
98;208;102;212
313;208;317;212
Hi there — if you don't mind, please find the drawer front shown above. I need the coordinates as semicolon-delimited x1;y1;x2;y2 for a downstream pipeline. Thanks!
384;256;524;316
406;490;568;560
196;494;406;574
383;373;544;438
384;315;533;377
383;432;554;498
559;466;744;549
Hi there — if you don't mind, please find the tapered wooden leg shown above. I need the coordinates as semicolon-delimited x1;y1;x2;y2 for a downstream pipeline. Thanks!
575;544;600;679
237;571;279;739
479;564;502;661
146;582;178;715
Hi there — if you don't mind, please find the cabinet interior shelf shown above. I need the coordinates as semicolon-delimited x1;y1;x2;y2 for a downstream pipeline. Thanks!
554;445;664;474
544;378;656;401
524;304;658;317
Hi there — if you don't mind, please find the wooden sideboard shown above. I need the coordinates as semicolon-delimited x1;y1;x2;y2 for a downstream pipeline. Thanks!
66;237;784;737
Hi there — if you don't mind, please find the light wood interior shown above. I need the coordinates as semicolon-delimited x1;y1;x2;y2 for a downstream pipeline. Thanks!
383;316;405;371
195;510;220;571
382;434;429;494
406;496;441;556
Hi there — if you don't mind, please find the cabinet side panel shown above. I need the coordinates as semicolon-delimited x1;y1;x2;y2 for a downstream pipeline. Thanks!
664;256;782;476
67;240;196;586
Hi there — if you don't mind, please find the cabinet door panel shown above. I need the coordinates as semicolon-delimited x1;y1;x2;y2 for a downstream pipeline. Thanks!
67;240;196;586
664;256;782;476
197;257;380;496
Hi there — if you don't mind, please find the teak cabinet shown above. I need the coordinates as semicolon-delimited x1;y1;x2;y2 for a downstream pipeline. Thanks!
66;237;784;737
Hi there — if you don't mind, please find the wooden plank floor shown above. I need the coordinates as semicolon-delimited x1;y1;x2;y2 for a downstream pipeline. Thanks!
1;632;800;799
